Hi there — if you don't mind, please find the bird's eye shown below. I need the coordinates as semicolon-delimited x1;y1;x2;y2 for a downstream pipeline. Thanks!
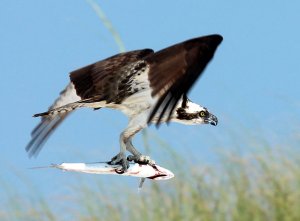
199;111;206;117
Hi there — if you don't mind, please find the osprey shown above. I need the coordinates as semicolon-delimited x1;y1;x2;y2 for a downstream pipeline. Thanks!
26;34;222;171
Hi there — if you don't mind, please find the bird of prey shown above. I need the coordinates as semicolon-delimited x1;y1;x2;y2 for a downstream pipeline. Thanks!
26;34;223;171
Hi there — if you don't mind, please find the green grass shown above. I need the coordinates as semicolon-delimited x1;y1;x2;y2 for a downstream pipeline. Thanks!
82;145;299;221
1;142;299;221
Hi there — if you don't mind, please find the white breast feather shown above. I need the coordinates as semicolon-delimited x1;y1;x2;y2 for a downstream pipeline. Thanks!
120;65;156;117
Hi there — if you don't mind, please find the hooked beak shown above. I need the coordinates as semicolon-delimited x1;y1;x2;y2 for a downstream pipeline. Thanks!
205;114;218;126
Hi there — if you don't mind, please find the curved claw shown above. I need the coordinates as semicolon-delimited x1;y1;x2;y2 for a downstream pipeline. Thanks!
109;153;130;172
127;155;156;166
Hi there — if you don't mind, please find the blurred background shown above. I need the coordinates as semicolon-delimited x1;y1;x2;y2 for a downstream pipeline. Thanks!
0;1;299;220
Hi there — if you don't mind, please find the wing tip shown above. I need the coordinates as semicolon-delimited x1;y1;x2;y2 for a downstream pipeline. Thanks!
210;34;223;46
33;112;49;118
211;34;223;42
187;34;223;50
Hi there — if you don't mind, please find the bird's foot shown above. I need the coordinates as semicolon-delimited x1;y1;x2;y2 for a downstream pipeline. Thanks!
109;152;129;172
127;154;156;166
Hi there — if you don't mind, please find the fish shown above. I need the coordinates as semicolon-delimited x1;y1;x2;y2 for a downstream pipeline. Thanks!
50;162;174;181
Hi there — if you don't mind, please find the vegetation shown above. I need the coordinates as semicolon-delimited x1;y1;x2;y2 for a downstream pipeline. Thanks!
1;139;299;221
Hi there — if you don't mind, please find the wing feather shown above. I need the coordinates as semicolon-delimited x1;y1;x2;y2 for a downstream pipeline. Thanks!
70;49;154;103
26;114;68;157
26;83;80;157
146;34;223;125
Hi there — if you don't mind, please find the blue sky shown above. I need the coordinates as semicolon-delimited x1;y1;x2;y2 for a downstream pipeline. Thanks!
0;1;299;197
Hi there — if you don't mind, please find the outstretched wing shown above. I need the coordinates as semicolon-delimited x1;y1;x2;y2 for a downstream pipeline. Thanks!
146;34;223;125
70;49;154;103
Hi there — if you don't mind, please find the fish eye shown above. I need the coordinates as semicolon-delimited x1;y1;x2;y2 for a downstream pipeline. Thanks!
199;111;206;117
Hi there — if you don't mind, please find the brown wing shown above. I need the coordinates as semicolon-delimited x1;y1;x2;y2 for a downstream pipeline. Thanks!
70;49;154;104
146;34;223;125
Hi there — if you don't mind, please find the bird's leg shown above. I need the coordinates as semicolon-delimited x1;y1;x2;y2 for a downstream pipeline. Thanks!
109;122;144;171
110;113;155;171
126;139;155;166
109;131;130;171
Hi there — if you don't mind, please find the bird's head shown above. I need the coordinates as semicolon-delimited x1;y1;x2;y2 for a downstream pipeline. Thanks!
173;96;218;126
